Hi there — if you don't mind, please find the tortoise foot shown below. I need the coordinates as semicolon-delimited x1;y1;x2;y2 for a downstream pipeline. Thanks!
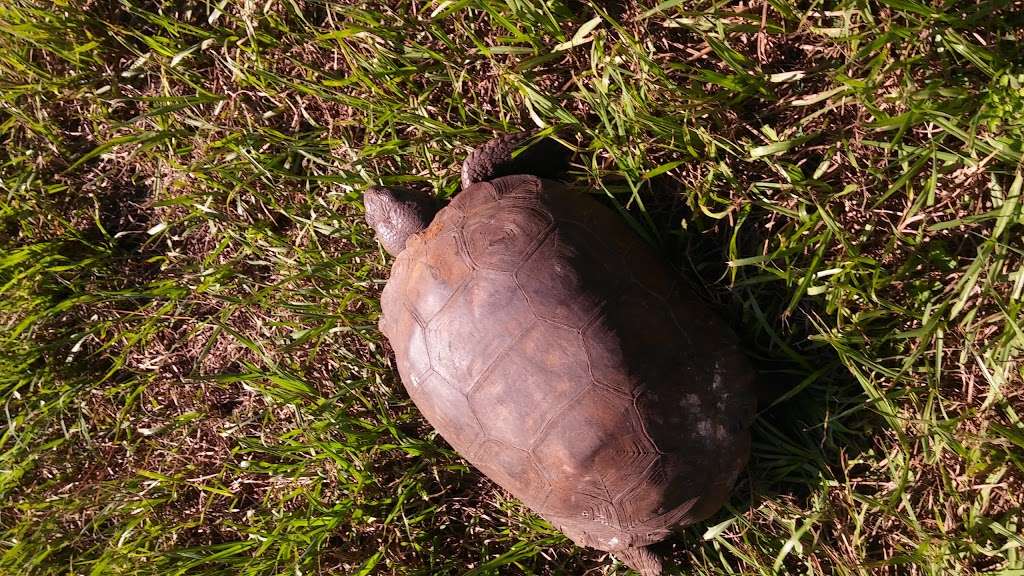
460;132;572;189
616;545;664;576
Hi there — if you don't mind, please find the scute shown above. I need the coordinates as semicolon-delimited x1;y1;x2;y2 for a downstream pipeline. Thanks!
542;491;619;531
404;225;472;322
452;180;498;213
469;322;591;449
515;221;626;329
425;270;534;392
532;387;658;503
463;202;552;272
408;372;483;454
472;439;550;509
614;454;700;529
379;289;429;384
668;287;758;434
603;428;663;498
583;283;695;401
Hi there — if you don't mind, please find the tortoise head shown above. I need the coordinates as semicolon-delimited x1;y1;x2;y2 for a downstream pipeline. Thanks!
364;186;438;256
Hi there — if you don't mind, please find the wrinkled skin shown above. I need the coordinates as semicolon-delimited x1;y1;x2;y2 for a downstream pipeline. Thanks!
364;186;437;256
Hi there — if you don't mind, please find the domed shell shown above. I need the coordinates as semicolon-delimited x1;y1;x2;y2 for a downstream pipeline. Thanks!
379;175;755;552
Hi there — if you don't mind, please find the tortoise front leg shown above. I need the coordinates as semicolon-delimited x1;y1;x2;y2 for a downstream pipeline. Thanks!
460;132;573;190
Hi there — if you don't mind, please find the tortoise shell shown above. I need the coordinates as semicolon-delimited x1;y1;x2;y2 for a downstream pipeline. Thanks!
378;175;755;553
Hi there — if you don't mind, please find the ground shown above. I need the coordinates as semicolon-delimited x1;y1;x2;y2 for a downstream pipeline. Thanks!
1;1;1023;575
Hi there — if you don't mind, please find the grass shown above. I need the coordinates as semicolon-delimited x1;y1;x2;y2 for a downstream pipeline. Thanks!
1;0;1022;574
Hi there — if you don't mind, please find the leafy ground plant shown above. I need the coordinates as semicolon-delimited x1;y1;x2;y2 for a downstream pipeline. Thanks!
1;0;1022;574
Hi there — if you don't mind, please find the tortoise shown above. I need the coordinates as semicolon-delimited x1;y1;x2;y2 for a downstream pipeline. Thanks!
364;134;755;575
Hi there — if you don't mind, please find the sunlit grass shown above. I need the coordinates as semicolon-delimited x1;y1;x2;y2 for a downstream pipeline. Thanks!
1;1;1022;574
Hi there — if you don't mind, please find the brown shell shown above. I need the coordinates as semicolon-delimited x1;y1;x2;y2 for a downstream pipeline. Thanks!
379;175;755;552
